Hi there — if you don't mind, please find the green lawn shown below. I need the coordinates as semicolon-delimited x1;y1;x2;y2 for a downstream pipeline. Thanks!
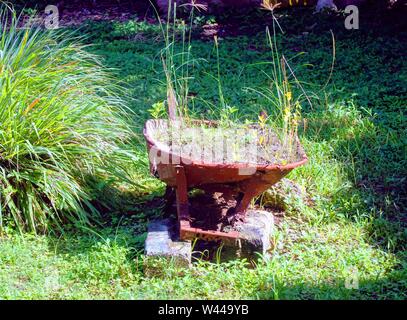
0;7;405;299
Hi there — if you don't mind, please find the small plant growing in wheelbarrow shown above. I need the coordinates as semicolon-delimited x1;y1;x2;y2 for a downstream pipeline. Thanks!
144;2;308;244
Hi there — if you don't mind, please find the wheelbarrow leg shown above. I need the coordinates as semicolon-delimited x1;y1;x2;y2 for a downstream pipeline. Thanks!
231;191;255;222
174;166;241;244
163;186;176;218
175;166;190;233
233;180;273;221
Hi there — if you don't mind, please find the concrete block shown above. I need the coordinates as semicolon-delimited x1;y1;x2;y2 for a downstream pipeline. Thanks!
144;219;191;276
223;210;274;261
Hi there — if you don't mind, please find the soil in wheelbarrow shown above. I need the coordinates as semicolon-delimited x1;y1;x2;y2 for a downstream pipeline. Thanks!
187;189;273;263
165;187;245;233
150;121;303;166
187;189;238;232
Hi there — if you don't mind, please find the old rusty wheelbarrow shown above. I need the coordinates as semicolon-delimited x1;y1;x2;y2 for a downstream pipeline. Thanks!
144;119;307;244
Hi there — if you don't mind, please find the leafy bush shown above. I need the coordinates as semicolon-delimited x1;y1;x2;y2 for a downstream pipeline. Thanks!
0;9;136;233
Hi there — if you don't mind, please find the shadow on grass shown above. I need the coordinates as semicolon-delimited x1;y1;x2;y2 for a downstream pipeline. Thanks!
44;179;166;264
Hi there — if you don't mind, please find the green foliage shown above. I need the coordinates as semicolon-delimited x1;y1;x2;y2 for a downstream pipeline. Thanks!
0;5;406;300
0;9;137;233
148;101;167;119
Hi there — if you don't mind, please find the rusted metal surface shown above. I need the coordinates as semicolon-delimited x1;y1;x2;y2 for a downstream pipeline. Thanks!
143;119;308;243
180;220;240;244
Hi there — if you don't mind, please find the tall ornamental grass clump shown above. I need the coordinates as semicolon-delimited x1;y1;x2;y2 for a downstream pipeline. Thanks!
0;9;136;233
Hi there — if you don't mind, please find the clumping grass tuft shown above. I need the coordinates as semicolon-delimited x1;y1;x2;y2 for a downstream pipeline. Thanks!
0;8;136;233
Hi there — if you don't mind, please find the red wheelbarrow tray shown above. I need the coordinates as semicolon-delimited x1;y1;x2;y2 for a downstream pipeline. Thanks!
144;119;308;243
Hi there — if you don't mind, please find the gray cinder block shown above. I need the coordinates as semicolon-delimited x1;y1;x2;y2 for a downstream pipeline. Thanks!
144;219;191;275
225;210;274;261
